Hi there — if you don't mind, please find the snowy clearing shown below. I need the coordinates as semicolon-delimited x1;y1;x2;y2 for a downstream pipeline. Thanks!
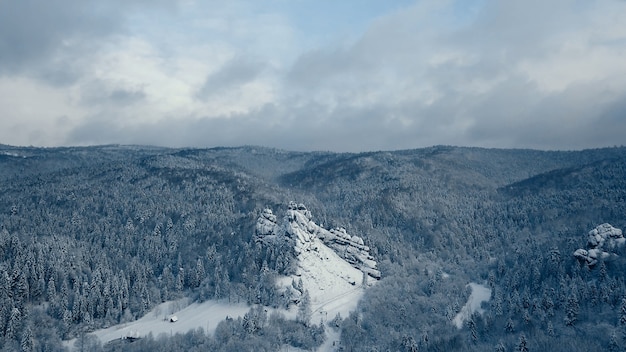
453;283;492;329
63;298;250;350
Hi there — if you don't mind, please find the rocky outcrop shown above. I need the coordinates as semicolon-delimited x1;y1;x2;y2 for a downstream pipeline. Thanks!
574;223;625;266
256;202;381;279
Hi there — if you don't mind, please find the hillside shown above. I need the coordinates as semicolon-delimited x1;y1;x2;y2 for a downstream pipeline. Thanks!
0;144;625;351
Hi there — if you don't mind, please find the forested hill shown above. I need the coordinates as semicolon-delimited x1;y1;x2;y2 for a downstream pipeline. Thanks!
0;144;625;351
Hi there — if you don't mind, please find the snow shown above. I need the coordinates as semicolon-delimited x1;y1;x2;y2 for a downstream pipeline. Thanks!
317;329;341;352
63;298;250;350
256;203;376;326
283;205;373;323
291;241;370;352
452;283;492;329
278;231;370;326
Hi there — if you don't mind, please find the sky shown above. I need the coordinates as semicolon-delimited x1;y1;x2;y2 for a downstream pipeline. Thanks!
1;0;625;152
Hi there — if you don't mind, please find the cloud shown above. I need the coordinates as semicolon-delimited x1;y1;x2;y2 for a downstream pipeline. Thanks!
3;0;626;151
0;0;177;83
197;56;268;100
277;0;626;150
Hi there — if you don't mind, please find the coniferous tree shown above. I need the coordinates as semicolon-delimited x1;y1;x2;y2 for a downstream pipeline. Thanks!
20;325;34;352
495;341;506;352
619;297;626;326
564;292;579;326
517;333;528;352
608;330;619;352
297;290;312;327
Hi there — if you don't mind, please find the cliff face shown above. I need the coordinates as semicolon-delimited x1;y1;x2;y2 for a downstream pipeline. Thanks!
256;202;381;279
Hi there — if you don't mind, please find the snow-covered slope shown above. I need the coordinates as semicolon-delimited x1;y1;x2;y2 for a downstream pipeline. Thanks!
257;203;379;324
257;202;380;278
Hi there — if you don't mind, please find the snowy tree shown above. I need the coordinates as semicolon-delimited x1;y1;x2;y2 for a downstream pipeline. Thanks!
20;325;34;352
297;290;312;326
402;335;418;352
193;258;205;288
467;317;477;343
6;307;22;339
505;317;515;333
176;267;184;294
608;330;619;352
517;334;528;352
619;297;626;326
564;292;579;326
546;321;555;337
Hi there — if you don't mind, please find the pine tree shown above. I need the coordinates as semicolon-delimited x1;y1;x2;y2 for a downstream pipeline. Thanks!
517;333;528;352
619;298;626;326
564;292;579;326
467;317;477;343
6;307;21;340
176;267;184;294
401;335;418;352
505;317;515;333
546;321;555;337
495;341;506;352
194;258;205;288
297;290;312;326
20;325;34;352
608;330;619;352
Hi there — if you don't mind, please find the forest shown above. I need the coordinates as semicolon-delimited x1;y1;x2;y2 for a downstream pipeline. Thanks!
0;144;625;351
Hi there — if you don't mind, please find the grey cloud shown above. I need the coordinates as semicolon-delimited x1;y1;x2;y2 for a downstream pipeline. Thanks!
0;0;177;83
79;80;147;107
0;1;119;74
65;79;626;152
60;0;626;151
277;0;626;151
197;56;267;100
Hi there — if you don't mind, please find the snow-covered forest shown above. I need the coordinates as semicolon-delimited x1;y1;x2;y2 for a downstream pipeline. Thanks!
1;144;625;351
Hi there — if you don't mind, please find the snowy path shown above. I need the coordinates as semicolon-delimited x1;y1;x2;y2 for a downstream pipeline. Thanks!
453;283;492;329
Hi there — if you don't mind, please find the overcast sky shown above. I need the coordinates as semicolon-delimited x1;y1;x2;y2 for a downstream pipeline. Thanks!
1;0;625;152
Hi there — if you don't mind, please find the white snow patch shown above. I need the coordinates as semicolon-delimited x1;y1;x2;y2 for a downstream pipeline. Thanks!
316;328;342;352
278;235;370;325
452;283;491;329
63;298;250;349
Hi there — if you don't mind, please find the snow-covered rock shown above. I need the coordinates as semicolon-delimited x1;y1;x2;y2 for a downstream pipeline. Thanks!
256;202;379;325
587;223;625;249
256;202;381;278
574;223;624;266
255;208;279;239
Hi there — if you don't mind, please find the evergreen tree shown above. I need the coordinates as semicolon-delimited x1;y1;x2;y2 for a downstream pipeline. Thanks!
505;317;515;333
608;330;619;352
619;297;626;326
297;290;312;327
20;325;34;352
564;292;579;326
517;333;528;352
495;341;506;352
402;335;418;352
546;321;555;337
467;317;477;343
6;307;22;340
